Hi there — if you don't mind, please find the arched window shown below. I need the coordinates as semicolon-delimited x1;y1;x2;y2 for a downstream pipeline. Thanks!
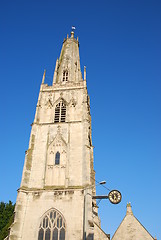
62;70;68;82
54;100;66;123
38;209;66;240
55;152;60;165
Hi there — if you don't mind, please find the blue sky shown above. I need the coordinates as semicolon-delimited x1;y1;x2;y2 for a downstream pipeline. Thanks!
1;0;161;238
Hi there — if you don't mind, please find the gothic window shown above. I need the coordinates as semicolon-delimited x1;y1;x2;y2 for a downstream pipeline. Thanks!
38;209;66;240
54;100;66;123
62;70;68;82
55;152;60;165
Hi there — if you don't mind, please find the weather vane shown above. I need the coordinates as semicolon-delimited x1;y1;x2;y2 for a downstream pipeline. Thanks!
71;26;76;32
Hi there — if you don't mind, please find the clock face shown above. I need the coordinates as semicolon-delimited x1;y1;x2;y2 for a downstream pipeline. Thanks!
108;190;122;204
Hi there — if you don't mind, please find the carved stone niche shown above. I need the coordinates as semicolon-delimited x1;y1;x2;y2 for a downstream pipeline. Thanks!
45;129;67;186
69;98;77;107
45;98;53;109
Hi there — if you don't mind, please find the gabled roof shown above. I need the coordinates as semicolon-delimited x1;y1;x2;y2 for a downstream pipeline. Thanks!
112;203;155;240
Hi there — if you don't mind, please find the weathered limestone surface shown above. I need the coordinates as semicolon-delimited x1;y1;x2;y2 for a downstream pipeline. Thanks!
9;32;108;240
10;190;84;240
112;203;155;240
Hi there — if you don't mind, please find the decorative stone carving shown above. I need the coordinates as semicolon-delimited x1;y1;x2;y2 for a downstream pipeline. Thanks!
47;165;53;169
69;97;77;107
53;96;68;108
46;98;53;109
45;126;67;186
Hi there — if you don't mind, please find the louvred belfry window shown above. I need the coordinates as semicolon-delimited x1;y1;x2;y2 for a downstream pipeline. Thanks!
38;209;66;240
54;100;66;123
62;70;68;82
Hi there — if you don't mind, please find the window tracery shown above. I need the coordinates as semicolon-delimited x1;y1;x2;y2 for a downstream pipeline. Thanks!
62;70;68;82
38;209;66;240
54;100;66;123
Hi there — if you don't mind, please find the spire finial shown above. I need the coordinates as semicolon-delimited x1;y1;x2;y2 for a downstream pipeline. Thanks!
42;70;46;84
126;202;133;215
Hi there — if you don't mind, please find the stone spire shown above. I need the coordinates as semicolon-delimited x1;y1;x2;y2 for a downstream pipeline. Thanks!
8;31;109;240
126;202;133;215
52;31;82;84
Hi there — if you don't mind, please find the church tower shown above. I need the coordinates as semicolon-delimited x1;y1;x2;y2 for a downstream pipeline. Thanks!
9;31;109;240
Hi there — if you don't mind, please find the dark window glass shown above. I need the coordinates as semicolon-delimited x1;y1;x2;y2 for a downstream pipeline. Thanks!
59;218;62;228
45;228;51;240
38;228;44;240
55;152;60;165
87;234;94;240
52;228;58;240
43;218;45;228
60;228;65;240
57;217;59;228
45;217;48;228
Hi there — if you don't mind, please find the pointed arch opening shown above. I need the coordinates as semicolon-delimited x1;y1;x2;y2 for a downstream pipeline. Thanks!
55;151;60;165
38;208;66;240
62;70;68;82
54;99;66;123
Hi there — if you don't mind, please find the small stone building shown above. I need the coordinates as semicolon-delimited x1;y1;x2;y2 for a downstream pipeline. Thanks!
112;203;156;240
